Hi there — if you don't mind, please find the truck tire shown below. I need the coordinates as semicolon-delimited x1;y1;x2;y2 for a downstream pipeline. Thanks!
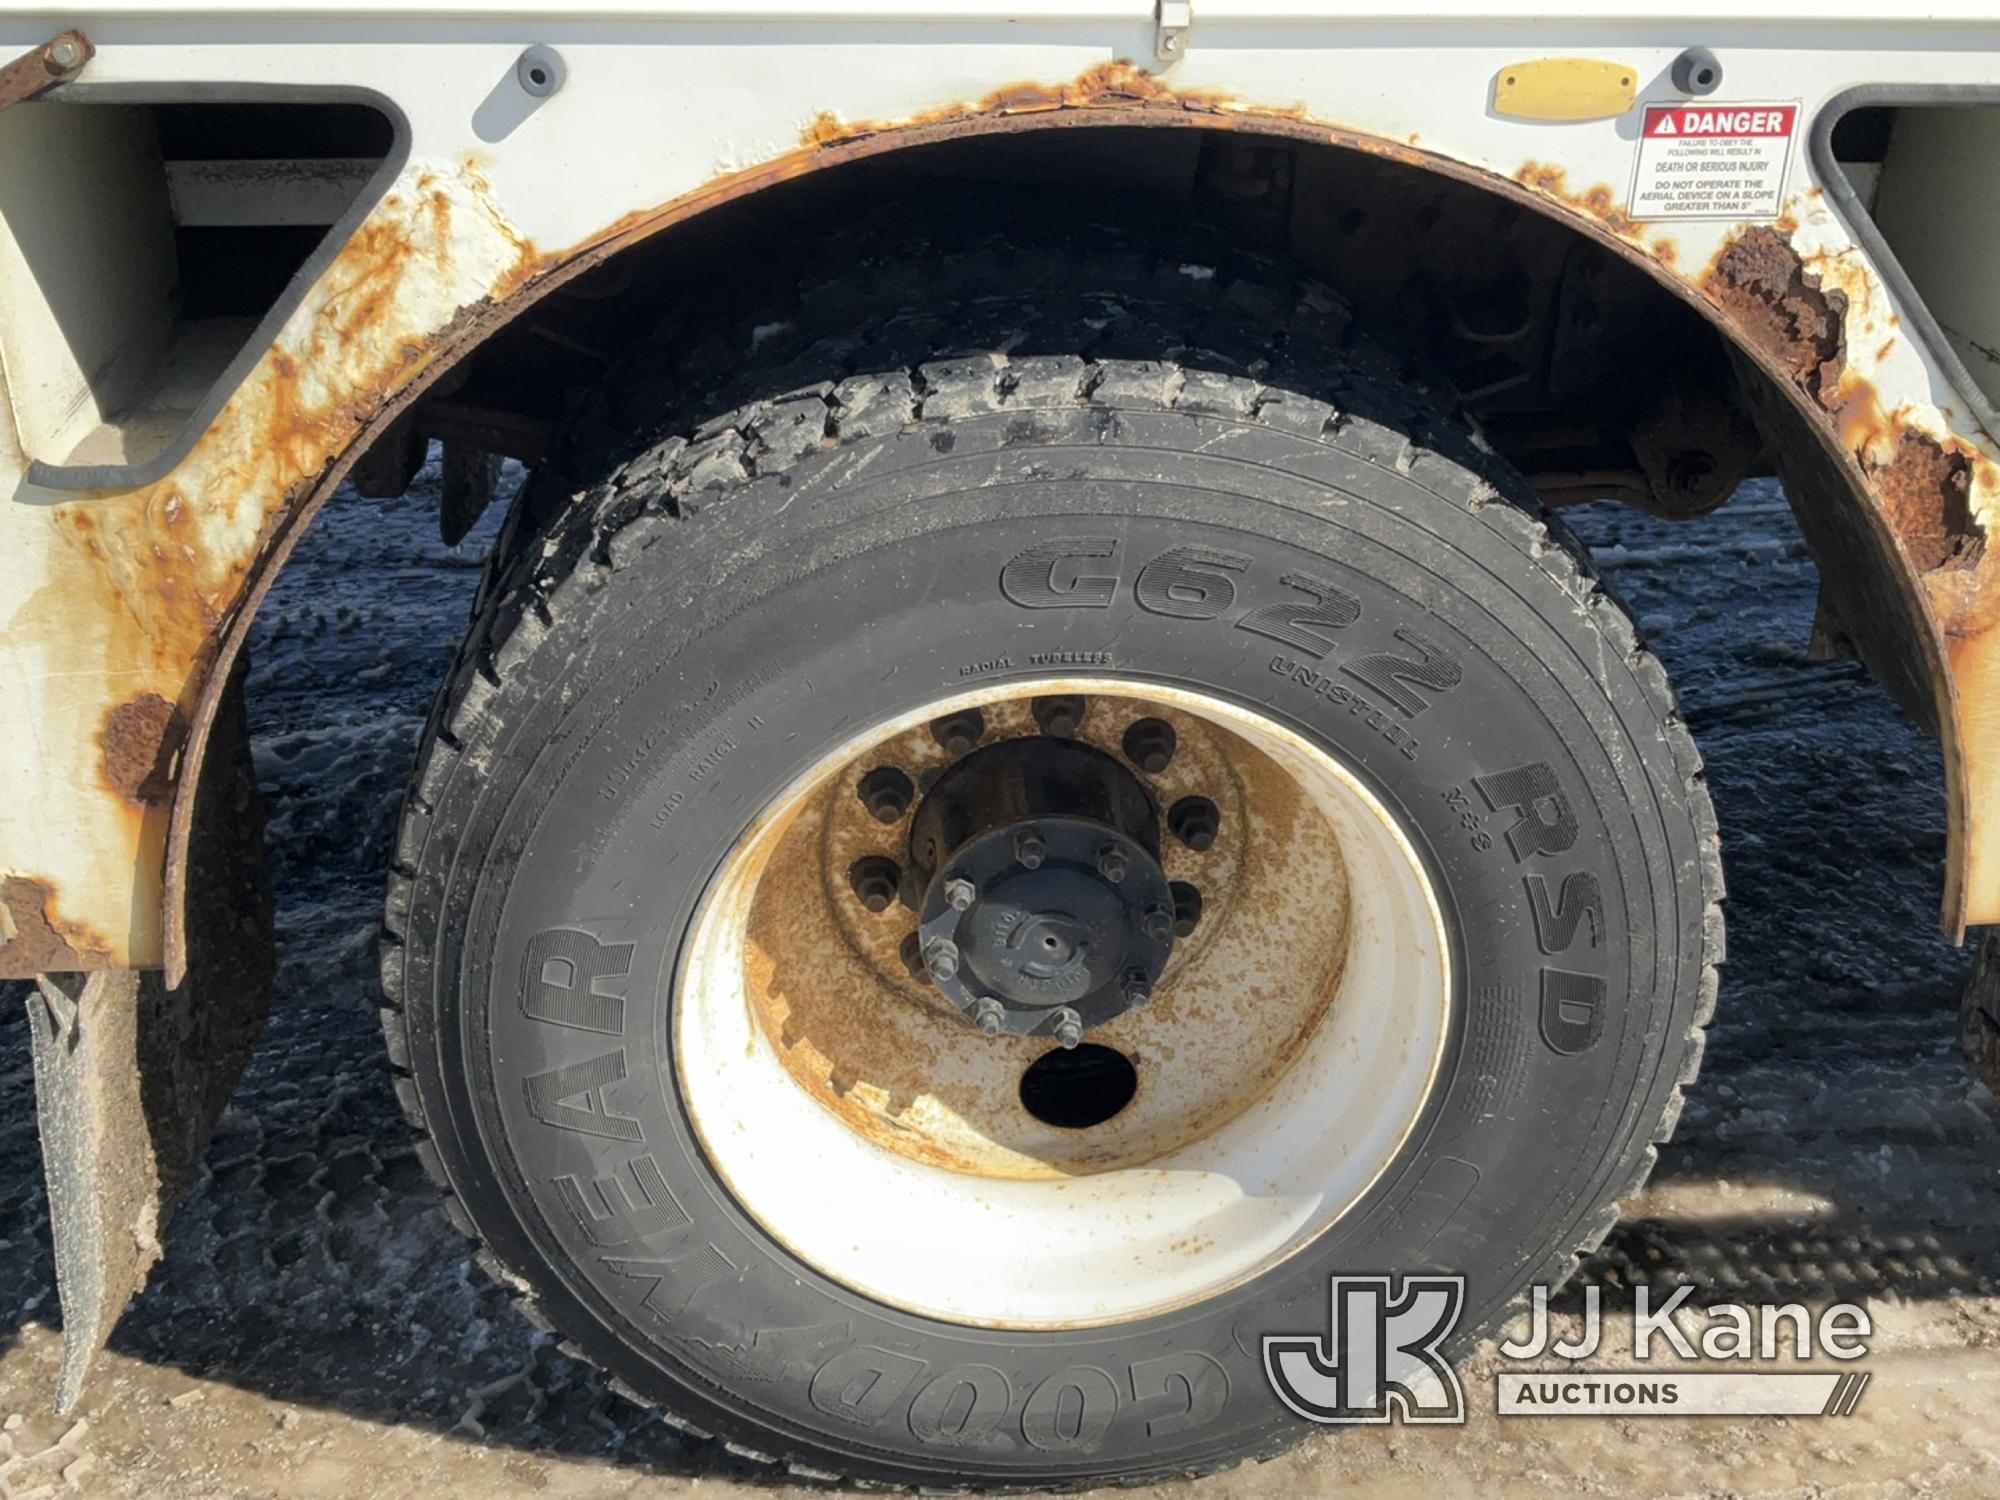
381;231;1721;1489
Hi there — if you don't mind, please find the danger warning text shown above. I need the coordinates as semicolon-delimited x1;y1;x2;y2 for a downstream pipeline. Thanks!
1629;100;1798;221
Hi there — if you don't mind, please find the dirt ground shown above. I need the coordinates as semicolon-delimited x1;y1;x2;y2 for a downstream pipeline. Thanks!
3;467;1997;1498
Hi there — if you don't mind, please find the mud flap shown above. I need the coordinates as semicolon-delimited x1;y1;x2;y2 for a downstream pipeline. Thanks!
23;674;272;1412
1959;930;2000;1095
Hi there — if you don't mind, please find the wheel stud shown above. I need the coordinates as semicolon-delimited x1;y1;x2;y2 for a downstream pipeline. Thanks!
1052;1007;1083;1050
1032;695;1087;738
971;998;1005;1037
944;876;977;911
1140;902;1173;943
899;931;928;981
1122;969;1153;1009
1014;828;1046;869
1170;880;1204;936
925;937;961;982
857;766;914;824
1122;717;1178;775
1096;844;1128;882
930;709;986;758
1169;796;1221;852
849;856;902;912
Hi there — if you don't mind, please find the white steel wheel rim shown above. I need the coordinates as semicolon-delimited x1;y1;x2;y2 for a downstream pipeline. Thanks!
675;678;1452;1329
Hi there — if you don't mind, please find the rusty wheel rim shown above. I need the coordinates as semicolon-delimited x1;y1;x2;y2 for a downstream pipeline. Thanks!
675;678;1452;1328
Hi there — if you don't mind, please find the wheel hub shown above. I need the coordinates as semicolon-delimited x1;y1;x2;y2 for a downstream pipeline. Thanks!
910;741;1173;1043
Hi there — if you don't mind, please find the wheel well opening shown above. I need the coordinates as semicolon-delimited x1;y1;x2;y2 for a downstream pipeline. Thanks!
401;122;1767;537
167;113;1970;982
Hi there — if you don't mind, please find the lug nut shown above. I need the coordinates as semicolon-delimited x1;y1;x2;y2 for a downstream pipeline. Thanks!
1169;796;1221;852
849;856;902;913
1122;717;1179;775
1096;844;1129;882
1032;695;1088;738
1170;881;1204;937
1140;903;1173;942
944;876;977;911
1015;828;1046;869
858;766;914;824
1052;1008;1083;1050
925;938;961;983
971;998;1006;1037
931;709;986;758
1122;969;1153;1009
899;931;928;981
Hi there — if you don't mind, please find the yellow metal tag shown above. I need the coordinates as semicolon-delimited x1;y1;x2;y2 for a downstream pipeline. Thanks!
1493;58;1637;122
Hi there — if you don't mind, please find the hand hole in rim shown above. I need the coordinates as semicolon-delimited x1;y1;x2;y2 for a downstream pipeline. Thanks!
1019;1044;1139;1129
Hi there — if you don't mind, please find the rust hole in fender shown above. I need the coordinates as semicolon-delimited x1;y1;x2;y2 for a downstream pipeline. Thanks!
1704;225;1987;580
1707;225;1848;404
1872;429;1983;574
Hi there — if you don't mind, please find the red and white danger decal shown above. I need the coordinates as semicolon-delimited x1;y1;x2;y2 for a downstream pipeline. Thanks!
1630;101;1798;220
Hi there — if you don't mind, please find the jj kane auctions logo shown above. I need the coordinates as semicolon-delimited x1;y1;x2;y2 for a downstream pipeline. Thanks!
1265;1277;1872;1422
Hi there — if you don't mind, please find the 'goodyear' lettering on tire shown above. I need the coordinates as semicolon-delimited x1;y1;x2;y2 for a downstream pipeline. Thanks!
805;1345;1230;1450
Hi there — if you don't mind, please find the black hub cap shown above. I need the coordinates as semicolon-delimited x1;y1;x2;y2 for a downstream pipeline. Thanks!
908;739;1174;1043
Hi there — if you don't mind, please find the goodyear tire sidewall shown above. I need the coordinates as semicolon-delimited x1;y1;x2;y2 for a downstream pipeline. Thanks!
401;405;1703;1482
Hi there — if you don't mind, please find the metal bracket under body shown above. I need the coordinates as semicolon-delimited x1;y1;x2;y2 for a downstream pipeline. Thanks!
23;674;271;1413
1155;1;1191;64
0;30;92;113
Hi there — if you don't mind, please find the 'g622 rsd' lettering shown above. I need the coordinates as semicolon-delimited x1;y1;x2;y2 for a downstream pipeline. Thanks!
1471;762;1607;1056
1001;538;1460;718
